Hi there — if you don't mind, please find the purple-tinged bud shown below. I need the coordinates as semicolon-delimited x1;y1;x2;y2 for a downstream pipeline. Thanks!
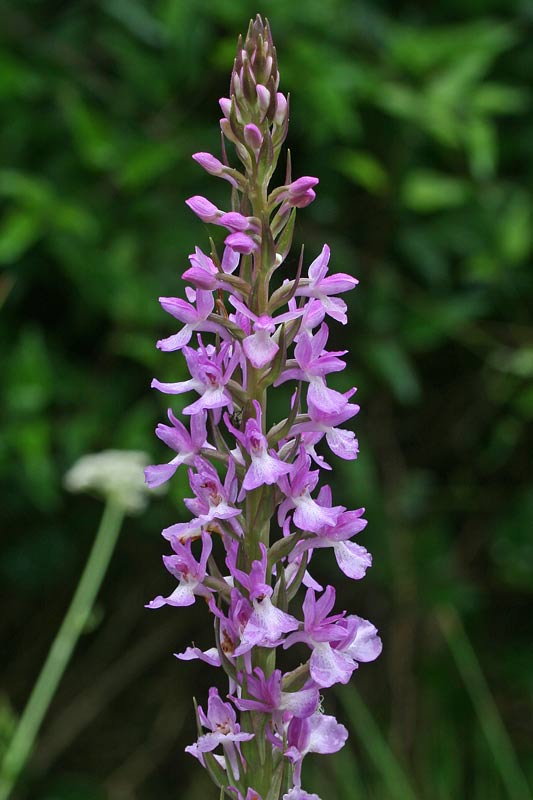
300;191;316;208
219;97;232;119
235;143;253;171
288;177;319;194
220;118;239;146
256;84;271;119
294;190;315;208
192;152;225;173
186;195;221;223
233;71;242;99
181;265;217;290
225;232;258;254
278;177;319;209
244;124;263;152
192;152;240;189
219;212;250;233
242;61;258;104
274;93;288;126
230;16;279;126
181;247;219;289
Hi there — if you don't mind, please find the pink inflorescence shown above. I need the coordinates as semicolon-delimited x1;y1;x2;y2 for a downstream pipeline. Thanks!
146;15;381;800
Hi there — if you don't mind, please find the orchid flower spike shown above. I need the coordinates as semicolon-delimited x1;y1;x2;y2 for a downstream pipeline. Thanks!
147;14;380;799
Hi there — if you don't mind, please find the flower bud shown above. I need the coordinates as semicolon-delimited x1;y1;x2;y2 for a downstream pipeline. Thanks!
186;195;221;223
219;211;250;233
279;177;319;209
232;71;242;99
256;84;271;119
235;142;253;170
219;97;232;119
242;61;257;104
244;124;263;152
274;93;288;126
230;15;279;126
288;177;319;194
220;118;239;145
224;232;257;254
192;153;240;189
192;152;224;174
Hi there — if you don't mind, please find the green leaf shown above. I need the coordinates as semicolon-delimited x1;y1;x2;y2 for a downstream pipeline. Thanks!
402;171;469;212
387;21;515;76
118;140;182;189
336;149;388;194
103;0;167;45
472;83;528;115
0;170;53;207
59;88;117;170
365;340;420;403
0;696;17;760
466;118;497;179
0;209;42;263
497;191;532;264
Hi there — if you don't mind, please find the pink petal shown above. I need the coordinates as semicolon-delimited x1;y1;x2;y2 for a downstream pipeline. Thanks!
334;541;372;580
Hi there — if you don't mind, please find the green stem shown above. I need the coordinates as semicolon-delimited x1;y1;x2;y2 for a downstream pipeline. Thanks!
0;500;125;800
437;606;532;800
238;129;279;800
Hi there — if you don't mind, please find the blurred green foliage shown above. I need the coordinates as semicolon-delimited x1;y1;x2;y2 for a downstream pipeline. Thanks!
1;1;532;799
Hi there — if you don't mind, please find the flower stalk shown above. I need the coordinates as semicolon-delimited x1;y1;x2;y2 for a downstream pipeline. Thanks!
147;16;381;800
0;500;124;800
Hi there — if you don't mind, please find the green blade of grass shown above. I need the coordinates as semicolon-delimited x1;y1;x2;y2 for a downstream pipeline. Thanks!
331;743;366;797
337;683;418;800
437;605;532;800
307;742;366;800
0;501;124;800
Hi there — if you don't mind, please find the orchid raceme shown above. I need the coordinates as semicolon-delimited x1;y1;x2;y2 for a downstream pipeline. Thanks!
146;15;382;800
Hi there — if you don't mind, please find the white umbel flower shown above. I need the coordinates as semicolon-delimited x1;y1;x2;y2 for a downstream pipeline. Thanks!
64;450;153;513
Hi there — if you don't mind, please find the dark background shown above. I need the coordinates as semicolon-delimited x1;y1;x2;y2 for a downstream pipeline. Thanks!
1;1;532;798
